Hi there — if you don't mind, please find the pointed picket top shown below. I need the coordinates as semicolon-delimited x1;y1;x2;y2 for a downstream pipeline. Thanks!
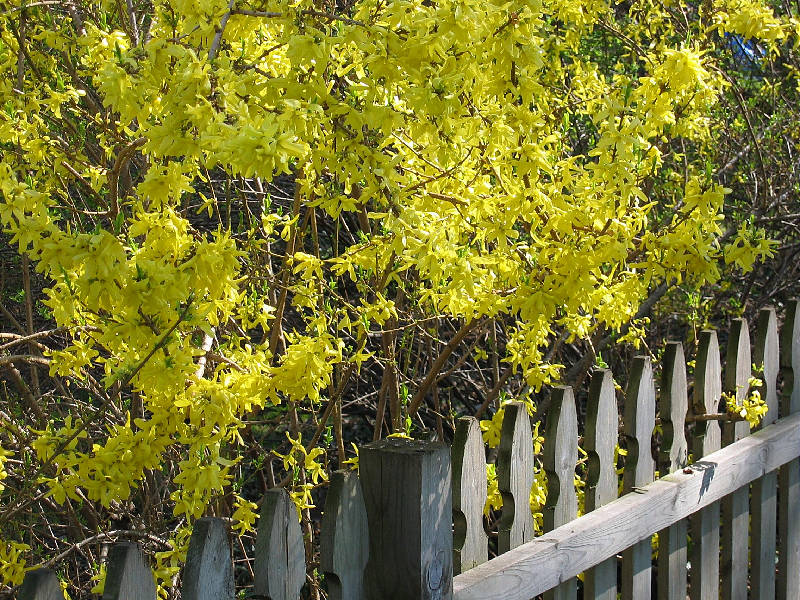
542;386;578;600
19;569;62;600
585;370;617;512
102;543;156;600
752;310;779;600
543;386;578;532
584;371;618;600
657;342;689;600
780;299;800;416
724;318;751;445
660;342;688;474
722;320;751;600
622;356;655;600
321;470;369;600
254;488;306;600
182;517;233;600
452;417;488;574
623;356;656;491
778;299;800;600
694;329;723;456
754;307;779;427
497;401;535;554
691;330;722;600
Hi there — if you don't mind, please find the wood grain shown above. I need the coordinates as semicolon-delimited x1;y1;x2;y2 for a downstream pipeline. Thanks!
452;417;488;574
102;542;156;600
622;356;655;600
321;470;369;600
360;438;453;600
721;318;750;600
657;342;688;600
18;569;62;600
584;370;618;600
542;386;578;600
453;411;800;600
182;517;233;600
254;488;306;600
497;402;535;554
690;330;722;600
751;307;779;599
778;299;800;600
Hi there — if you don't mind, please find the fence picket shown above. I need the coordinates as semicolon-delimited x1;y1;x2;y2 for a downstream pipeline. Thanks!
182;517;234;600
321;470;369;600
497;402;535;554
360;438;453;600
452;417;488;574
254;489;306;600
584;370;618;600
778;299;800;600
542;386;578;600
621;356;655;600
102;542;156;600
751;307;779;599
690;330;723;600
18;569;61;600
721;318;751;600
657;342;688;600
15;306;800;600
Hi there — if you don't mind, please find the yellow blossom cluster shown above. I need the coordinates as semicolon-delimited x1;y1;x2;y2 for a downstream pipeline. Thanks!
0;0;791;590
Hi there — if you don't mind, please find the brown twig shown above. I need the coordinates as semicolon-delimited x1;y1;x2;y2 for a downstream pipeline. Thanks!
407;318;480;417
107;137;146;218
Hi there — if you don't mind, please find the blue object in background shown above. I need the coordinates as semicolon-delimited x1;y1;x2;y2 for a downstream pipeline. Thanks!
725;32;766;72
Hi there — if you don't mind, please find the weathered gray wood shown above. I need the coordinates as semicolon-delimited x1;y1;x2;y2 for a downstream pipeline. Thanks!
657;342;688;600
102;542;156;600
254;489;306;600
584;370;618;600
690;330;722;600
321;470;369;600
751;307;779;599
721;319;751;600
755;308;780;428
451;417;488;574
18;569;62;600
778;299;800;600
542;386;578;600
452;411;800;600
361;438;453;600
622;356;655;600
182;517;234;600
497;402;535;554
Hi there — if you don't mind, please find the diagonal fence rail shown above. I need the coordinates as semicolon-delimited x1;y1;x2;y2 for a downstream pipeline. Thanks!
18;301;800;599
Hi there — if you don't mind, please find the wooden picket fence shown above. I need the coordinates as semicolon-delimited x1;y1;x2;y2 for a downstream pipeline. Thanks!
17;301;800;600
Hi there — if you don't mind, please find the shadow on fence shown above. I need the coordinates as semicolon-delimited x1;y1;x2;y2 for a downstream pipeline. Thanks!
18;302;800;600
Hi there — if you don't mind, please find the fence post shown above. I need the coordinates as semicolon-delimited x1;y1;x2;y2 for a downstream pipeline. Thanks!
752;307;779;599
584;370;618;600
497;402;535;554
657;342;688;600
543;386;578;600
721;318;751;600
321;470;369;600
451;417;488;574
182;517;234;600
778;299;800;600
102;542;156;600
621;356;655;600
254;488;306;600
360;437;453;600
691;330;722;600
18;569;61;600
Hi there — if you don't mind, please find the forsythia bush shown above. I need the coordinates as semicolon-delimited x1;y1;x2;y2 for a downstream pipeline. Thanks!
0;0;793;594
